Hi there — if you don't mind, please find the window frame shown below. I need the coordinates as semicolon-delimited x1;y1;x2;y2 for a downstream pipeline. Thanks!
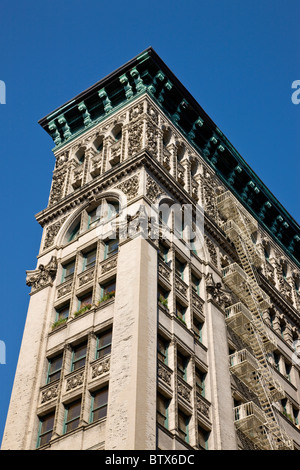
36;411;55;448
157;393;169;429
157;336;169;365
96;329;112;359
82;249;97;271
178;410;190;443
63;399;81;434
61;260;75;283
104;239;119;259
90;386;109;423
71;342;87;372
46;353;63;384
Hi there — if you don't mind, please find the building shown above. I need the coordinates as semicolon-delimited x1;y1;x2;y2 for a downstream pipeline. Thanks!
2;48;300;451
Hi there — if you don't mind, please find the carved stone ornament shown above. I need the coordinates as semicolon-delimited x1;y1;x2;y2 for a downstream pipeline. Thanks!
205;235;218;266
157;361;172;386
49;170;66;206
91;356;110;379
26;256;58;293
127;120;143;157
43;216;67;250
205;272;233;309
116;175;139;201
146;175;166;203
41;382;59;404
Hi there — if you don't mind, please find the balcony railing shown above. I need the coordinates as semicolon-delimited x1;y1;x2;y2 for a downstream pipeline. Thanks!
225;302;252;343
234;401;269;449
229;349;258;388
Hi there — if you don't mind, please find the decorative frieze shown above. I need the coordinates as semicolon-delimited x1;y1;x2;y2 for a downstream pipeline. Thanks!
116;175;139;201
158;260;171;283
26;256;58;293
192;292;204;315
57;279;73;298
146;175;165;203
49;170;67;206
100;255;118;275
40;382;59;404
157;361;172;386
65;370;84;392
145;120;159;156
177;377;191;402
205;235;218;267
127;120;143;157
175;276;188;298
91;356;110;379
78;267;95;287
43;217;67;250
196;393;210;420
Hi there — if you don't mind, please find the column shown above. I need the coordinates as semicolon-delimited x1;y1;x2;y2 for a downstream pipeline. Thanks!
105;235;158;449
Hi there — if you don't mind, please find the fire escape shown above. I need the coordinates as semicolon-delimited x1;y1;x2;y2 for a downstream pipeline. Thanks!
217;191;294;450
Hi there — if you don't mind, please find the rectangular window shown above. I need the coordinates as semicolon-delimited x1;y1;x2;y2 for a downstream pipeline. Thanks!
90;387;108;423
159;243;171;266
195;368;206;398
157;393;169;429
178;410;190;443
83;249;96;271
47;354;63;383
157;336;168;365
158;285;169;308
191;274;200;295
37;412;55;448
285;362;292;382
96;330;112;359
71;342;87;371
176;302;186;322
198;426;209;450
55;304;69;322
175;258;185;280
100;279;116;302
274;352;280;372
61;260;75;283
78;292;93;310
177;353;188;381
104;239;119;259
293;407;299;425
63;399;81;434
193;317;203;343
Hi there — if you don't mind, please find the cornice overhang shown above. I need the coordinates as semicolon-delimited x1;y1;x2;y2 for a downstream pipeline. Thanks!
38;47;300;266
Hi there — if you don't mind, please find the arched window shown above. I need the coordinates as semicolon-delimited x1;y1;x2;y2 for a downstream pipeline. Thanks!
87;199;120;229
264;243;270;261
94;136;104;153
177;144;185;161
112;124;122;142
67;221;80;242
76;148;85;165
162;128;171;147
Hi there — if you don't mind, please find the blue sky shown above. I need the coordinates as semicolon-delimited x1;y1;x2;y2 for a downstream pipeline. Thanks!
0;0;299;445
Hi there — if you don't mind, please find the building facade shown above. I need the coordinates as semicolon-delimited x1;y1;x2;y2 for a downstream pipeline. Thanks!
2;48;300;450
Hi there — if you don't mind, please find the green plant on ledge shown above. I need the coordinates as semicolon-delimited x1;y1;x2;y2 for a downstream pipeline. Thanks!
158;295;168;309
98;291;115;304
51;317;68;330
73;304;92;318
176;315;187;326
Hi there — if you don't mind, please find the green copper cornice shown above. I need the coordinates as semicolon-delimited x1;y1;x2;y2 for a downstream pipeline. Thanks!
38;47;300;266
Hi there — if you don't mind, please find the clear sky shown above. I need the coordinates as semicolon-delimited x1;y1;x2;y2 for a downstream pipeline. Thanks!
0;0;299;445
